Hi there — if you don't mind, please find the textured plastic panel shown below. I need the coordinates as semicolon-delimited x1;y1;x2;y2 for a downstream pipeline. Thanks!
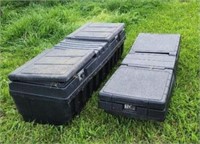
122;53;176;69
9;48;95;82
130;33;180;56
100;66;173;110
68;23;124;41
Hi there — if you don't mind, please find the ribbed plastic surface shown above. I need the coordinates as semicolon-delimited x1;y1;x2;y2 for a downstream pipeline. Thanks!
58;39;107;49
55;39;107;54
9;48;95;82
68;23;124;41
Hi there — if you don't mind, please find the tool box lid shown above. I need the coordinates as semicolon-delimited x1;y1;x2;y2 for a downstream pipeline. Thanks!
67;23;124;41
122;53;176;70
130;33;180;56
9;48;95;82
99;65;173;110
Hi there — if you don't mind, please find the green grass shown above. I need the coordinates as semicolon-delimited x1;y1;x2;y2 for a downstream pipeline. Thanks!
0;0;199;143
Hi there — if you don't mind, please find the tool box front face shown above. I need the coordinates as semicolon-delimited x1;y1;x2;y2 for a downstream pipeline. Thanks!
9;23;125;125
99;33;181;121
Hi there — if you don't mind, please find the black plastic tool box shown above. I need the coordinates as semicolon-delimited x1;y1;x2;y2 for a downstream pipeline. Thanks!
99;33;181;121
9;23;125;125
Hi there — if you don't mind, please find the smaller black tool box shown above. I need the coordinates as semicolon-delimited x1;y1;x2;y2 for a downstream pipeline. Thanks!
9;23;125;125
99;33;181;121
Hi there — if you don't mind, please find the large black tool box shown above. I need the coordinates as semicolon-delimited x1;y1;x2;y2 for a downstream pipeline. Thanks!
99;33;180;121
9;23;125;125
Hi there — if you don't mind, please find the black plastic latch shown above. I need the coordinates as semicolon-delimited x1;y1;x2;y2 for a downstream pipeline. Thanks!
77;69;85;81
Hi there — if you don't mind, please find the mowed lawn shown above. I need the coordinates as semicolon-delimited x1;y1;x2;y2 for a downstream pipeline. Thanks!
0;1;199;143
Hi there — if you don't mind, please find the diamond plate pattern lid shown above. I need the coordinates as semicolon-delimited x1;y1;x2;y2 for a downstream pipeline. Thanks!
9;48;95;82
67;23;124;41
